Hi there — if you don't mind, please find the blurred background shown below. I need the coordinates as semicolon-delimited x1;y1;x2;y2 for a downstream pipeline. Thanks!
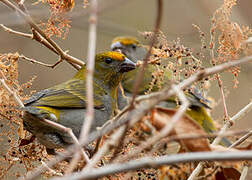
0;0;251;130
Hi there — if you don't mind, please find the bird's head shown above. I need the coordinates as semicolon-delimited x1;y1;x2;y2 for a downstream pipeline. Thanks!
75;51;136;89
95;51;135;74
110;36;146;63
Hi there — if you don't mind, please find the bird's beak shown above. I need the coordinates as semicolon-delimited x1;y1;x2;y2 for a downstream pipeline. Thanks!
111;41;122;51
119;57;136;73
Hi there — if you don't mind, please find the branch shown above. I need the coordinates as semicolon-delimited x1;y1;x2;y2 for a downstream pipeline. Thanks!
19;54;61;68
0;24;32;38
40;161;63;177
82;126;126;171
66;0;98;173
229;130;252;148
157;130;249;144
239;163;249;180
0;0;84;67
244;37;252;44
51;151;252;180
115;85;189;162
0;72;24;108
130;0;163;103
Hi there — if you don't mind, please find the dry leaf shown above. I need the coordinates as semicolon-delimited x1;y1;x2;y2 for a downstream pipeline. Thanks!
236;143;252;151
17;123;25;139
151;107;211;152
215;167;241;180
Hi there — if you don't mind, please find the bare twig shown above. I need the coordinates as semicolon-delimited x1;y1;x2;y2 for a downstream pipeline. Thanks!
239;163;249;180
0;24;31;38
217;74;229;120
208;12;229;120
38;118;90;162
41;161;63;177
0;72;24;108
130;0;163;103
244;37;252;44
229;130;252;148
19;54;59;68
66;0;98;173
80;0;98;154
0;0;84;67
31;29;59;56
116;85;189;162
51;151;252;180
83;126;126;171
188;101;252;180
1;24;80;69
21;55;252;180
109;123;129;162
213;101;252;145
161;130;249;144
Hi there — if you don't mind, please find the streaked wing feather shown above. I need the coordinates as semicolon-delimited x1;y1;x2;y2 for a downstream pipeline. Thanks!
25;79;104;108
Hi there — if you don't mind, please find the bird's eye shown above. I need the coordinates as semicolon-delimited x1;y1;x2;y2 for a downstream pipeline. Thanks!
132;44;136;50
105;58;113;64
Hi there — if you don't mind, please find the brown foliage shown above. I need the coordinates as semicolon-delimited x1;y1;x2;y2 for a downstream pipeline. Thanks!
151;108;211;152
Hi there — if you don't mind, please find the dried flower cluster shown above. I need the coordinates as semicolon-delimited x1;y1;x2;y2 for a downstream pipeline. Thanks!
210;0;252;87
37;0;76;38
140;31;210;98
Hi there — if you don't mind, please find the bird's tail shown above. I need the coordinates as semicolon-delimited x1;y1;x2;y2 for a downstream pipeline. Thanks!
186;106;232;147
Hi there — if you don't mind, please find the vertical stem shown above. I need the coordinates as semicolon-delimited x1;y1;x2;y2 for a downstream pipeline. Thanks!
130;0;163;104
67;0;98;172
239;164;249;180
82;0;98;144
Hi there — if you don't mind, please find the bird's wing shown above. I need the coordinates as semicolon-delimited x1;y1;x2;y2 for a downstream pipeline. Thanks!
24;79;104;109
186;88;211;109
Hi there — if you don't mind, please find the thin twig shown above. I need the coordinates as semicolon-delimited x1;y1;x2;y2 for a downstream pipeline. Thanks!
51;151;252;180
21;55;252;180
188;101;252;180
0;24;80;69
109;123;129;162
116;84;189;162
0;24;32;38
244;37;252;44
229;130;252;148
130;0;163;103
208;12;229;120
82;126;126;171
0;72;24;108
41;161;63;176
0;0;84;67
19;54;58;68
31;29;59;56
216;74;229;120
239;163;249;180
213;101;252;145
161;130;249;144
66;0;98;173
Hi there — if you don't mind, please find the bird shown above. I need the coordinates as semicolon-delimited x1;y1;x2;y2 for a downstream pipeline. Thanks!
111;36;231;146
22;51;136;154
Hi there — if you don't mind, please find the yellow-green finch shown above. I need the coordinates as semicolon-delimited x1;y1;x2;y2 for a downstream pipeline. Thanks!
23;51;136;154
111;36;231;146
